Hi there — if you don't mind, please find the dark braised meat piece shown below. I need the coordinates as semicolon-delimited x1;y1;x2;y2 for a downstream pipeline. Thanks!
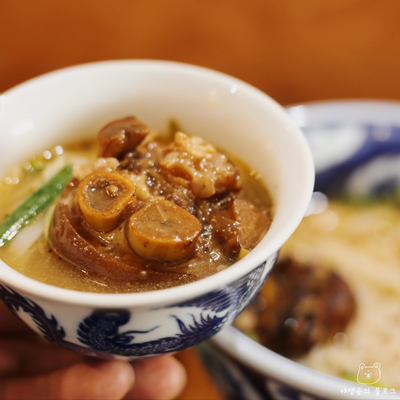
98;116;150;159
228;198;271;250
210;197;271;256
211;211;241;256
120;137;165;173
165;187;196;215
119;151;143;174
256;258;356;358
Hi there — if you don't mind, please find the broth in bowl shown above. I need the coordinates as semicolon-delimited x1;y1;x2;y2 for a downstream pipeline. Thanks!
0;117;272;293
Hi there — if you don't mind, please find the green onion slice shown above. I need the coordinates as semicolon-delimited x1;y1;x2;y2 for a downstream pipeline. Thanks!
0;164;72;247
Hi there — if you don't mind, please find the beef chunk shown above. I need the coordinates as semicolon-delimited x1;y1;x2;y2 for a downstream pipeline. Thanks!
256;258;356;358
228;198;270;249
165;186;196;214
98;116;150;159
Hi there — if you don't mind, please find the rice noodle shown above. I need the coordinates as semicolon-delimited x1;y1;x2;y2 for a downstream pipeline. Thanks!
280;201;400;388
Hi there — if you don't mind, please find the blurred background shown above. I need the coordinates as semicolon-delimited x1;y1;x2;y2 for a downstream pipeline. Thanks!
2;0;400;105
2;1;400;398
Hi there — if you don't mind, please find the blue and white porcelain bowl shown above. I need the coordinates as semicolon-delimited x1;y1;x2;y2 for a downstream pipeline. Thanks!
0;61;314;359
209;100;400;399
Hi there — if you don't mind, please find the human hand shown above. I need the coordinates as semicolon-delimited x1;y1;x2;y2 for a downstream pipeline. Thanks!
0;301;186;400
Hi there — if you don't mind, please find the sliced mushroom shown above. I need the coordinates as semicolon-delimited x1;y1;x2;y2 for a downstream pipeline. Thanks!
127;199;201;262
98;116;150;159
77;171;136;232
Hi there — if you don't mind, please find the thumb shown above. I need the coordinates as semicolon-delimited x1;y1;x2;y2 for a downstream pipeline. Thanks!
0;359;134;400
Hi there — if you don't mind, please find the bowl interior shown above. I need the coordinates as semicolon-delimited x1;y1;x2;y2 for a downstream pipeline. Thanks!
0;61;313;307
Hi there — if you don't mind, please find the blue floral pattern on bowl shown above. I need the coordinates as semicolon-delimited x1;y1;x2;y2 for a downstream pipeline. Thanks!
0;252;275;359
304;123;400;196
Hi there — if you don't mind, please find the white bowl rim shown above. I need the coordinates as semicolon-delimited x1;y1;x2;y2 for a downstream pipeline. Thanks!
0;60;314;308
213;326;355;398
213;99;400;399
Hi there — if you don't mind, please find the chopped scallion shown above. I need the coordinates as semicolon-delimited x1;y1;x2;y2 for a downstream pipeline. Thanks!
0;164;72;247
